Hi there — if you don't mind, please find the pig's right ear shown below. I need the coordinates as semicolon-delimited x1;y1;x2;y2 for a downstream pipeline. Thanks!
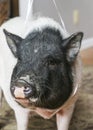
3;29;23;58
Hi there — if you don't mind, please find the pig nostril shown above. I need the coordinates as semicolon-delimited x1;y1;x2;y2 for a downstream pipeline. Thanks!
24;84;37;98
24;87;32;94
24;87;32;98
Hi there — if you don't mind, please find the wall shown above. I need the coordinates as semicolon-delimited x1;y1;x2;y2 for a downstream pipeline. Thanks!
19;0;93;39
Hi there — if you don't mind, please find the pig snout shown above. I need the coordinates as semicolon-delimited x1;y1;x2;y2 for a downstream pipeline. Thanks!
11;79;37;99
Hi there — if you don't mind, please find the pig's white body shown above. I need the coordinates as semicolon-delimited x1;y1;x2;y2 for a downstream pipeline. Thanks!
0;17;31;130
0;17;80;130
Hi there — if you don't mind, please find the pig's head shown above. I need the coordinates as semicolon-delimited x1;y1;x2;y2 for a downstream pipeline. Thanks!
3;21;83;109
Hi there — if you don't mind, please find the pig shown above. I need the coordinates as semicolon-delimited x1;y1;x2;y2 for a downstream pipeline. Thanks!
0;17;83;130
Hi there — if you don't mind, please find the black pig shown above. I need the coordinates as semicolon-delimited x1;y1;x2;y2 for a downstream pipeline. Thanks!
3;17;83;130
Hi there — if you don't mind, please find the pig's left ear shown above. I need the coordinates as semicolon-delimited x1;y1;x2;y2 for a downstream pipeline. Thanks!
62;32;83;62
3;29;23;58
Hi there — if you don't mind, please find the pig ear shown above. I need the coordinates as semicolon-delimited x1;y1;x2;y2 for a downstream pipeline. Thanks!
3;29;23;58
63;32;83;62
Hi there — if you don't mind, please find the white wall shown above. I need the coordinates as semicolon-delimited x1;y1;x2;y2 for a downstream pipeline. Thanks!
19;0;93;48
19;0;93;39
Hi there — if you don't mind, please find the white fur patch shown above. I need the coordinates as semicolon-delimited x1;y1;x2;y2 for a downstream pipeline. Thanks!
20;75;30;83
25;17;69;39
29;97;38;102
34;49;38;53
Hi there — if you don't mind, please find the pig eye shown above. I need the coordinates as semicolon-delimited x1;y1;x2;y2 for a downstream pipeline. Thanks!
44;56;61;68
48;58;62;69
48;59;57;69
48;60;56;65
44;60;56;68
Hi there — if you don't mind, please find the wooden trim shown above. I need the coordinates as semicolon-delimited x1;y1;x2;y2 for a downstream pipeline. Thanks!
10;0;19;17
0;0;10;25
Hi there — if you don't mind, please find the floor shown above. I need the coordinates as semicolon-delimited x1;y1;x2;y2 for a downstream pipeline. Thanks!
80;47;93;65
0;65;93;130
